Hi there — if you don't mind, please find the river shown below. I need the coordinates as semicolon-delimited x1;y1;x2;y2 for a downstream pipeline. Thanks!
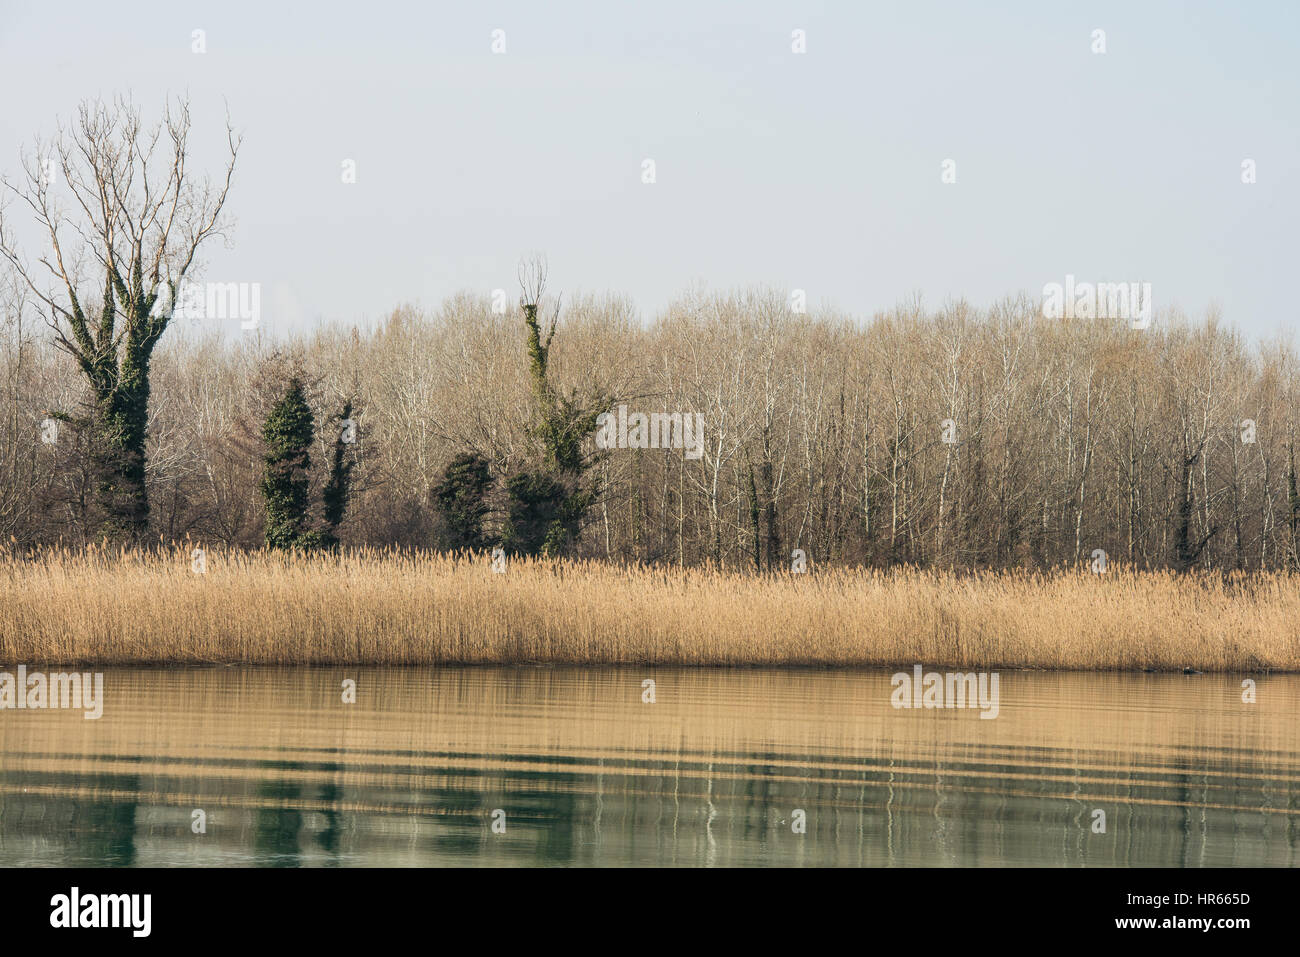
0;666;1296;866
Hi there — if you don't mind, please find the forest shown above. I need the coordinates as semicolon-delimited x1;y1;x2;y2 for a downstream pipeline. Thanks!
3;276;1296;574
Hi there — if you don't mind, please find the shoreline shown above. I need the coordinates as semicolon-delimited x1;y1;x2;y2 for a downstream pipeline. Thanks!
3;548;1298;672
0;657;1285;675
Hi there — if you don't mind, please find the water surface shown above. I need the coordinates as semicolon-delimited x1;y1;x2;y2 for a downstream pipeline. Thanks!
1;666;1297;866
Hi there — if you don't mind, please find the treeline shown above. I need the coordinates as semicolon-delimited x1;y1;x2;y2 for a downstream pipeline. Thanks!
4;279;1299;572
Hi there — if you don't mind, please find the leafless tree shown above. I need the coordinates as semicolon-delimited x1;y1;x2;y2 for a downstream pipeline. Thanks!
0;96;239;541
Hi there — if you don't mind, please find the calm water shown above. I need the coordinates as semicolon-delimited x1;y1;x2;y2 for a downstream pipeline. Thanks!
0;666;1297;867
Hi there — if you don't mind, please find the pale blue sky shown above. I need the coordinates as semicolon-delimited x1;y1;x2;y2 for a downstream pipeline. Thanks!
2;0;1296;337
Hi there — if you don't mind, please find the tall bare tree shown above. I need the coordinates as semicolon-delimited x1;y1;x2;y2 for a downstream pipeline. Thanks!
0;96;239;541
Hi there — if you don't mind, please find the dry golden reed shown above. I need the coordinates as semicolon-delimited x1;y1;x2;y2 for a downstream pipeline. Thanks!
1;546;1297;671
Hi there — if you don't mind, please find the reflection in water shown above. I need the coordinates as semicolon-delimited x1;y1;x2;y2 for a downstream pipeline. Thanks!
0;666;1297;866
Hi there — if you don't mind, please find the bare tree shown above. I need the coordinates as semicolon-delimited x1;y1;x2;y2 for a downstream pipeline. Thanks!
0;96;239;541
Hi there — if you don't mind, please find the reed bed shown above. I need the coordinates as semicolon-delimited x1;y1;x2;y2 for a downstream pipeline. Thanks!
0;546;1297;671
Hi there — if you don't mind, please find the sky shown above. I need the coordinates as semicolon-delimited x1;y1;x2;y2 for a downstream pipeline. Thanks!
1;0;1297;339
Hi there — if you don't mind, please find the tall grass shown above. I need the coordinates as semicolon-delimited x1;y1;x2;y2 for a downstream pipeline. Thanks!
0;546;1296;671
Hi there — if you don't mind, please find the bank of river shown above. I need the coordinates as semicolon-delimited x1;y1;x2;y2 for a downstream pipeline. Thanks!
5;551;1300;671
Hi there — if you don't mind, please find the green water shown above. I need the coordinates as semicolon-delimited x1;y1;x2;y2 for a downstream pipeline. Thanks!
0;666;1296;866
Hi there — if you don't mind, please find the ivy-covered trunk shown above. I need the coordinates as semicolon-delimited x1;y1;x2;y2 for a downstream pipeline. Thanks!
502;294;607;557
88;343;152;540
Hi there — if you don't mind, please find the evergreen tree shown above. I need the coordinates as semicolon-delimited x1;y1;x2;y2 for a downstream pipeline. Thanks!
432;451;494;550
260;378;317;549
502;470;571;556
